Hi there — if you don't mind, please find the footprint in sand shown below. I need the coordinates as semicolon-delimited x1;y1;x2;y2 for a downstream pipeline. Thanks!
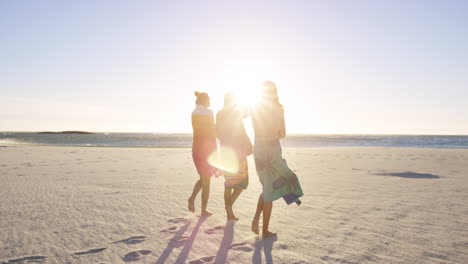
278;244;288;250
188;256;216;264
205;225;224;235
168;217;188;224
229;242;254;252
160;226;178;234
112;235;147;245
74;247;107;256
170;235;189;247
123;250;152;262
5;255;47;263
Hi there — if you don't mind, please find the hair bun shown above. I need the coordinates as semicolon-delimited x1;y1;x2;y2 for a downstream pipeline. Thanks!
194;91;200;97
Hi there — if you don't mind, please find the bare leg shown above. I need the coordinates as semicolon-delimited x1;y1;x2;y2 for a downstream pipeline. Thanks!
251;194;263;234
224;188;235;219
230;186;243;205
201;175;212;216
188;179;201;212
262;201;276;238
228;187;243;220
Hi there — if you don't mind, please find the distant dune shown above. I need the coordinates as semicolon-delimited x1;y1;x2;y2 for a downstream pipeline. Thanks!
37;131;95;134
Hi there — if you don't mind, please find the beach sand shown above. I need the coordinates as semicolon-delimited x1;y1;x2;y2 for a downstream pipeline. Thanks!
0;146;467;263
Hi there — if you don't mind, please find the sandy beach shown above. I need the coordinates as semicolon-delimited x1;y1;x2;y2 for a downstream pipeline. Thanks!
0;146;467;263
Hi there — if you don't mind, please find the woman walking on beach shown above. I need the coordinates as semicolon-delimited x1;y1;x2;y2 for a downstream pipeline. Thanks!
216;92;252;221
251;81;304;238
188;91;217;216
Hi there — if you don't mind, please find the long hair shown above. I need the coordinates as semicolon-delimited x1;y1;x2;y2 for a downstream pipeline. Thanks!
261;81;283;110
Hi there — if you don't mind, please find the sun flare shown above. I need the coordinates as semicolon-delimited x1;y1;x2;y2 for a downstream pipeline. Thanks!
213;60;270;109
207;146;239;174
225;76;264;109
233;86;261;109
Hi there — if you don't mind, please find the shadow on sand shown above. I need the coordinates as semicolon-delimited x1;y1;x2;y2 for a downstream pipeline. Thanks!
173;216;208;263
155;217;276;264
155;220;192;264
375;171;441;179
213;221;235;264
252;236;277;264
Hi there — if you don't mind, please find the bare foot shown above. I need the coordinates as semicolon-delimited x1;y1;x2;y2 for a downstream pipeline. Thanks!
228;216;239;221
188;199;195;213
225;206;235;220
251;220;259;234
262;231;277;239
201;210;213;217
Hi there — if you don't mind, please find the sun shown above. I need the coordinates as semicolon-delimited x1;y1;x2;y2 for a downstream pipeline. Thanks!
232;85;261;109
224;73;264;109
213;59;270;110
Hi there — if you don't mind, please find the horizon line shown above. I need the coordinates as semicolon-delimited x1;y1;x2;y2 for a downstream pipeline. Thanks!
1;130;468;137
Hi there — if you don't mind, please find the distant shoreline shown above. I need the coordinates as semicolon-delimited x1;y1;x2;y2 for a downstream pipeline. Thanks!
37;131;95;135
1;133;467;149
1;131;467;137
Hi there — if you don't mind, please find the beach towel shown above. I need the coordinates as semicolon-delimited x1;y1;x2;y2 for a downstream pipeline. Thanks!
254;137;303;205
223;157;249;189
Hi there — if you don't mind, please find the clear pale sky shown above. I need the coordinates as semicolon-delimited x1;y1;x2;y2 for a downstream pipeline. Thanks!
1;0;467;134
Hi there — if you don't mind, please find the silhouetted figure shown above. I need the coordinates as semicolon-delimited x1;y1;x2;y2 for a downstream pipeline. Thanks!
250;81;304;238
188;91;217;216
216;92;252;221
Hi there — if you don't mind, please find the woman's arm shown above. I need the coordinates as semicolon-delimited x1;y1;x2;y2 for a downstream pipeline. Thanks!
209;110;217;138
240;106;250;119
278;107;286;139
215;113;221;139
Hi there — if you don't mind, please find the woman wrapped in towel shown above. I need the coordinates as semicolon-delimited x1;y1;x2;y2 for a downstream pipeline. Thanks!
250;81;304;238
216;92;252;221
188;91;217;217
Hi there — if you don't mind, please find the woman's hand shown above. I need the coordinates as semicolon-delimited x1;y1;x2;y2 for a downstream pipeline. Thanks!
214;169;224;178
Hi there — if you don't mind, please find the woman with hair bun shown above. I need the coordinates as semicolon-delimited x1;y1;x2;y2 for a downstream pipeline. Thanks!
188;91;217;216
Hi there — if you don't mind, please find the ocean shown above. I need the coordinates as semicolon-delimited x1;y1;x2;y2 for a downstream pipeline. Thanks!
1;132;468;149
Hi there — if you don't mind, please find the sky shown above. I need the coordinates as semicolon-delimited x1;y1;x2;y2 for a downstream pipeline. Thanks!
1;0;467;134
